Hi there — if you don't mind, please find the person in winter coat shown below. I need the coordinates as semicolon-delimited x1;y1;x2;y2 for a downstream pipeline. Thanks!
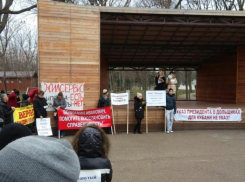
53;92;67;137
167;71;178;94
28;88;38;104
155;71;166;90
98;89;111;134
7;89;19;108
34;91;48;120
72;124;112;182
98;89;110;108
0;123;32;150
0;94;15;125
21;94;30;107
134;92;146;134
166;88;177;133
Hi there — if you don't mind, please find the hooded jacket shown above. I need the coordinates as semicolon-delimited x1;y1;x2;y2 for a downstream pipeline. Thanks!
33;96;48;118
134;96;146;119
166;93;176;113
28;88;38;104
78;127;112;182
7;92;18;108
0;101;13;125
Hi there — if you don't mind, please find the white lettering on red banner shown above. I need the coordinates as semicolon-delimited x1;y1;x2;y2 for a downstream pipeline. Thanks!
174;109;242;121
58;107;112;130
41;82;84;111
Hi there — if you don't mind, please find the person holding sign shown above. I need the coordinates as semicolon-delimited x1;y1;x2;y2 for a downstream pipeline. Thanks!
98;89;111;134
134;93;146;134
166;88;177;133
53;92;67;137
33;91;48;132
72;124;112;182
167;71;178;94
155;71;166;90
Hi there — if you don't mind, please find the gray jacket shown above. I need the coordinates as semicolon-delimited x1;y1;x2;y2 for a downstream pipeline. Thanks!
52;97;67;111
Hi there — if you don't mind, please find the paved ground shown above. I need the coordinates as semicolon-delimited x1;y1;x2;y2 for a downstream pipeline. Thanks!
66;130;245;182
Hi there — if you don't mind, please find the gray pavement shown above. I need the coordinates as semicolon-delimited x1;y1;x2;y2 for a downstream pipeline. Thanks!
66;130;245;182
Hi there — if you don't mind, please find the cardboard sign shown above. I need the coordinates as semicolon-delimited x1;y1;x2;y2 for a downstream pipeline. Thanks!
175;109;242;121
111;93;129;105
13;105;35;125
58;107;112;130
146;90;166;106
36;118;53;136
41;82;85;111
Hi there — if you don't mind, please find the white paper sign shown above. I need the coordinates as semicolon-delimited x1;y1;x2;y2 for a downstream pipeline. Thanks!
146;90;166;106
41;82;85;111
111;93;129;105
36;118;53;136
174;109;242;121
78;170;101;182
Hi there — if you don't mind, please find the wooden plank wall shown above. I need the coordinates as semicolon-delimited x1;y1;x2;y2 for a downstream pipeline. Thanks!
197;53;237;103
237;46;245;103
38;0;100;110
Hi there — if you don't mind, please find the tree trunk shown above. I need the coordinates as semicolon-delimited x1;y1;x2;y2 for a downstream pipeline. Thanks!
185;71;188;100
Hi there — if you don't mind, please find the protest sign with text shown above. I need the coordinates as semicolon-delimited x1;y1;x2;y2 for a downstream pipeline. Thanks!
111;93;129;105
14;105;35;125
146;90;166;107
41;82;85;111
58;107;112;130
174;109;242;121
36;118;53;136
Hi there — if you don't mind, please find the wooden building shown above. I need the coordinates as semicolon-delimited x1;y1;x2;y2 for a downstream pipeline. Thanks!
0;71;37;92
38;0;245;131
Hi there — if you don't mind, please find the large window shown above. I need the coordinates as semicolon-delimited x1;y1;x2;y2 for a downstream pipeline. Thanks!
109;70;196;100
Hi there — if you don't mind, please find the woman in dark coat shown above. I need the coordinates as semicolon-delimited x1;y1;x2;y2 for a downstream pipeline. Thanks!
134;92;146;134
155;71;166;90
72;124;112;182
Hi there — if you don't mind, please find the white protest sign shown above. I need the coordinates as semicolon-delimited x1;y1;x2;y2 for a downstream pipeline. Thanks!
78;170;101;182
175;109;242;121
36;118;53;136
146;90;166;107
41;82;85;111
111;93;129;105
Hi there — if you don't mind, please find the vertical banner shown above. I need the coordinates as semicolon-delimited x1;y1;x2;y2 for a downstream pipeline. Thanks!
13;105;35;125
146;90;166;133
36;118;53;136
110;93;129;134
41;82;85;111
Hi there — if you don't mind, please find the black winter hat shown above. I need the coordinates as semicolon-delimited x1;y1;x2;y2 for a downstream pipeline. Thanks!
13;89;20;96
22;94;29;100
0;123;32;150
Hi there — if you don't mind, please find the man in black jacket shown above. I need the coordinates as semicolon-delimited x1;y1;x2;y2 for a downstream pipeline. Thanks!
98;89;111;134
166;88;176;134
0;94;15;126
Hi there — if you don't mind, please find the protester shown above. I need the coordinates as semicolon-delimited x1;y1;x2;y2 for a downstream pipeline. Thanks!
155;70;166;90
7;89;19;108
0;136;80;182
134;92;146;134
21;94;30;107
72;124;113;182
33;91;48;133
0;90;5;101
0;106;4;129
53;92;67;137
167;71;178;94
28;88;38;104
0;123;32;150
0;94;15;125
166;88;177;134
34;91;48;120
98;89;111;134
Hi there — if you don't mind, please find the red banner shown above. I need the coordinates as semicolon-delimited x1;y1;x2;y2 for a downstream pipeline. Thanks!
58;107;112;130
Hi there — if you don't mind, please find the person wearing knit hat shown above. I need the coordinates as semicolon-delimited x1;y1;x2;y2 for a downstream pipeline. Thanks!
134;92;146;134
0;136;80;182
0;123;32;150
98;89;111;134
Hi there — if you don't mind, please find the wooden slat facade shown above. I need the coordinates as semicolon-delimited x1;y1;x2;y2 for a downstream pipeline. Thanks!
38;1;100;110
